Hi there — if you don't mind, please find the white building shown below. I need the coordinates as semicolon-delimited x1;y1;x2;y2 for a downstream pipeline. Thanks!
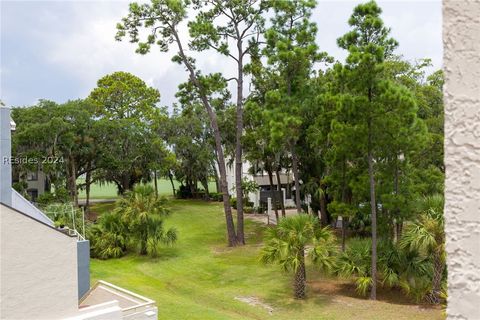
0;106;157;320
224;161;297;209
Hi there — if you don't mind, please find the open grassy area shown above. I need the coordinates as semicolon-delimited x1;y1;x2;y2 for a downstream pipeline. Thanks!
78;179;217;199
90;200;444;320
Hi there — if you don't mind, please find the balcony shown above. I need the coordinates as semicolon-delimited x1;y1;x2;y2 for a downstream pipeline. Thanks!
78;280;157;320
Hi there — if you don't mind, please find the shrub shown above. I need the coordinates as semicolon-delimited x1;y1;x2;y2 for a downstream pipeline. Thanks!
230;197;254;209
209;192;223;202
90;185;177;259
244;206;254;213
13;181;29;198
230;197;237;208
177;185;192;199
37;192;56;206
335;237;436;302
37;187;70;206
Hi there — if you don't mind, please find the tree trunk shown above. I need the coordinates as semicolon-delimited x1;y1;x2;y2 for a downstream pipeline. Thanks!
69;155;78;207
211;160;220;193
319;186;328;226
341;218;347;252
85;165;91;217
368;131;377;300
267;169;279;223
201;179;210;199
393;160;399;242
291;149;302;213
293;250;306;299
121;175;130;195
430;250;445;304
168;171;176;196
140;234;148;255
275;167;286;218
154;170;158;199
189;180;197;198
172;28;237;246
234;39;245;245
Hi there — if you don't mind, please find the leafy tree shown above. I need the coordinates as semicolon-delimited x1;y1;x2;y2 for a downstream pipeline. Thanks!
12;99;96;206
169;102;216;198
188;0;265;244
335;0;423;299
116;0;240;246
261;214;336;299
88;71;167;194
262;0;330;213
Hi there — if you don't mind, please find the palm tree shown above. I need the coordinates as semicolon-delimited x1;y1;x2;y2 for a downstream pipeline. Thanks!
261;214;337;299
145;214;177;257
400;194;445;304
89;212;128;259
335;237;373;296
116;185;177;256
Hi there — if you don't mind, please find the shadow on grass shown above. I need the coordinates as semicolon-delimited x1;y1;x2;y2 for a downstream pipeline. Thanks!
308;277;441;310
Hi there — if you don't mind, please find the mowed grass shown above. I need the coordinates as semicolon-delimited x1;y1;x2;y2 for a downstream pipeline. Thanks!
77;179;217;199
90;200;444;320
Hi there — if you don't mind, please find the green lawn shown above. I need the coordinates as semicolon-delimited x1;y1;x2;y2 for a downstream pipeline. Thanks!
78;179;217;199
90;200;444;320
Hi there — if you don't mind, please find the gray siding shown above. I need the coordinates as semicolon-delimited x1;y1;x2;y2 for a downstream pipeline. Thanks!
0;106;12;206
77;240;90;299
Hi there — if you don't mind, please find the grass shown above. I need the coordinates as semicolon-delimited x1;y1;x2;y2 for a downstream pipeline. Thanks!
77;179;217;199
90;200;444;320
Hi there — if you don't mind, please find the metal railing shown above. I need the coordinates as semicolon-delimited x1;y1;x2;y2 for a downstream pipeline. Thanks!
61;227;86;241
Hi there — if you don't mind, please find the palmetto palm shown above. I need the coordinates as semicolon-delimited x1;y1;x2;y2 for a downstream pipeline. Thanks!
261;214;337;299
116;185;176;255
400;194;445;304
89;212;128;259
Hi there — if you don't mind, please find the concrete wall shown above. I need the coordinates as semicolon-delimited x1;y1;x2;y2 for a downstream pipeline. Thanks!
0;203;79;319
443;1;480;319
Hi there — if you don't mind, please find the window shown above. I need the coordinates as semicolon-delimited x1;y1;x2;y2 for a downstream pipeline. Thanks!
26;171;38;181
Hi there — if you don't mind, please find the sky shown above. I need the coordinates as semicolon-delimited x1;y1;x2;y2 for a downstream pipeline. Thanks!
0;0;442;109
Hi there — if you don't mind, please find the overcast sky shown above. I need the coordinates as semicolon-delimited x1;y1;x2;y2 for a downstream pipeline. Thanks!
1;0;442;109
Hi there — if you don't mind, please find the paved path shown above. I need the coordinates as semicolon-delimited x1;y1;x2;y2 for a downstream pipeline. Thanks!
78;198;117;205
245;208;299;225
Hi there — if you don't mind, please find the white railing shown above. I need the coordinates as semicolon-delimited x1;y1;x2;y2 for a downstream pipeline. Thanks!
81;280;157;319
61;227;86;241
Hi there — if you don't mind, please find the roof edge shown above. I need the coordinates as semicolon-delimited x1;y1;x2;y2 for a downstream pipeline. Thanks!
0;201;77;238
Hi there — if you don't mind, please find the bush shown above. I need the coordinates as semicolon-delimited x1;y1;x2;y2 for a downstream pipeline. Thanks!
335;238;437;302
37;192;56;206
177;185;192;199
230;197;237;208
90;185;177;259
244;206;254;213
37;187;70;206
230;197;254;209
13;181;29;198
209;192;223;202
